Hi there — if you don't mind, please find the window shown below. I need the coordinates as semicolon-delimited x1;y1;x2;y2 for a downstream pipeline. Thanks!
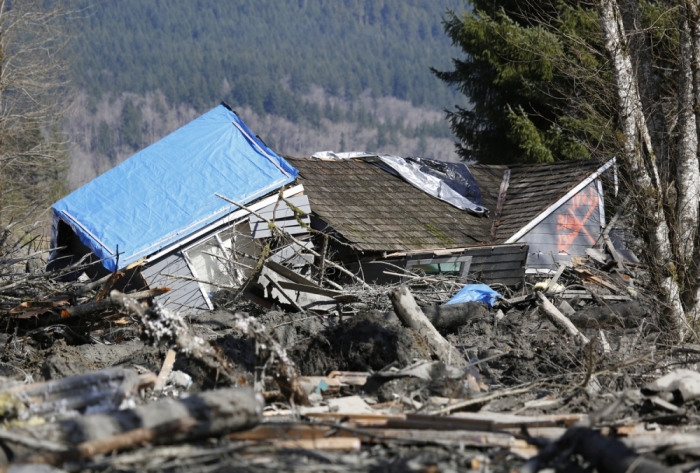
405;255;472;280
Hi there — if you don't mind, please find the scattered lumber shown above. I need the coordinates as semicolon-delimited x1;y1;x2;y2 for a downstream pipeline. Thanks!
5;387;262;467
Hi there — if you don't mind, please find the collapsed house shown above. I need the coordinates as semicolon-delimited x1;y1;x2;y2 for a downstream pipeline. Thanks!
470;158;619;273
287;155;619;283
49;102;623;313
50;104;308;313
286;155;529;288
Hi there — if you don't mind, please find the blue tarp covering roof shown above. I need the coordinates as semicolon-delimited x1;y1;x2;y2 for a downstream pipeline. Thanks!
52;104;298;271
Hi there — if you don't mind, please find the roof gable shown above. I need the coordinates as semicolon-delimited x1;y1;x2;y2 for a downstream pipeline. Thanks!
483;160;608;243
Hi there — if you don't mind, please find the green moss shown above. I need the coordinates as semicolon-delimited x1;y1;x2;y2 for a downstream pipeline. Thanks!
424;223;455;246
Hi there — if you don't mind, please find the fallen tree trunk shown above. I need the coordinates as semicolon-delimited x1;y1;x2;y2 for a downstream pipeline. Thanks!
521;426;668;473
3;387;262;467
537;292;589;344
4;367;154;419
389;285;467;367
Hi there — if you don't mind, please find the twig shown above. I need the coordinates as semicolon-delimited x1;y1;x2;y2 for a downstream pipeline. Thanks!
428;383;542;415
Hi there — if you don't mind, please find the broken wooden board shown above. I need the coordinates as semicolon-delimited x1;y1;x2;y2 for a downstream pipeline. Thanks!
249;195;311;222
269;241;315;267
3;367;155;419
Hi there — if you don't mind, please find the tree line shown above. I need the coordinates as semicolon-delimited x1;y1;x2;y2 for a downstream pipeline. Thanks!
71;0;466;121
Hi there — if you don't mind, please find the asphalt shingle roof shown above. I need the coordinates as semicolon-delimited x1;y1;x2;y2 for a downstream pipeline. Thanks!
287;157;492;252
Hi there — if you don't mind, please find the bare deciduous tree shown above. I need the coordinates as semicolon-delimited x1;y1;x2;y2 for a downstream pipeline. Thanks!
0;0;70;228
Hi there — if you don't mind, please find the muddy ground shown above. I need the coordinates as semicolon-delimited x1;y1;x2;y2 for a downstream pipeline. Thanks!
0;292;686;472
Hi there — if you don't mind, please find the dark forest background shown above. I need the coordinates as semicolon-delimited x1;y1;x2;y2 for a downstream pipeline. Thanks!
66;0;468;189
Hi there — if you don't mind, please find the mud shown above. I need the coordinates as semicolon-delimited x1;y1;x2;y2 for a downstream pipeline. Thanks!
288;310;431;375
75;340;163;372
41;341;98;380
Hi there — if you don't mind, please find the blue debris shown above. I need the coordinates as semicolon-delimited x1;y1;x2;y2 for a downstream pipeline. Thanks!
445;284;502;308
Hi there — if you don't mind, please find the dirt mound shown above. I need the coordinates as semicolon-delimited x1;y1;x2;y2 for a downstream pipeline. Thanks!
290;310;431;375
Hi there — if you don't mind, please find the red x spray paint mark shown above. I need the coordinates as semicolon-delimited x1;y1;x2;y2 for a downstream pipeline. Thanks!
556;186;599;253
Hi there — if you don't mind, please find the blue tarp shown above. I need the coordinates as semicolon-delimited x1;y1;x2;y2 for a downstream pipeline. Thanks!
445;284;502;308
52;104;298;271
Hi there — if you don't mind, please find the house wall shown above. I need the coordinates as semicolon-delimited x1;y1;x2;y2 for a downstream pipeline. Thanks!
345;243;529;287
140;195;311;314
517;180;604;271
141;251;210;314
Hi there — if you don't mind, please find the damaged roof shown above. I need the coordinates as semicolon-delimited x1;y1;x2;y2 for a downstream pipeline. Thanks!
52;104;298;271
471;160;605;244
287;157;492;252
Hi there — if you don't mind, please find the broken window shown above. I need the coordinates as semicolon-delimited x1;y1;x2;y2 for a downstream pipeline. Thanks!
185;221;261;298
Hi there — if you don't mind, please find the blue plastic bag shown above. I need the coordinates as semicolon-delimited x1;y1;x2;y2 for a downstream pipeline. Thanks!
445;284;502;308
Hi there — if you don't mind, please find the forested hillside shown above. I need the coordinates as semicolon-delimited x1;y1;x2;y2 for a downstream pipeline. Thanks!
66;0;468;188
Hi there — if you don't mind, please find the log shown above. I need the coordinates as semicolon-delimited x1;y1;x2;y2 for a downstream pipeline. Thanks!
3;387;262;466
537;293;589;344
419;302;488;332
4;367;154;418
388;285;467;367
382;302;487;332
59;288;170;319
521;427;668;473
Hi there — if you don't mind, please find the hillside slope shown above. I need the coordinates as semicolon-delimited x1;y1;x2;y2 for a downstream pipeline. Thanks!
67;0;468;188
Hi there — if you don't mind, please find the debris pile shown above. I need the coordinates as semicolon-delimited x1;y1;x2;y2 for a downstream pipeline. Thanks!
1;215;700;473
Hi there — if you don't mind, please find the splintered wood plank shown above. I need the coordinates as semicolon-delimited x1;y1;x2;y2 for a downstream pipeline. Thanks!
270;438;361;451
265;260;318;287
230;424;338;441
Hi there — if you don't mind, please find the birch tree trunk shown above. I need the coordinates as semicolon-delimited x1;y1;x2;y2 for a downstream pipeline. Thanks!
676;3;700;266
686;0;700;317
598;0;686;337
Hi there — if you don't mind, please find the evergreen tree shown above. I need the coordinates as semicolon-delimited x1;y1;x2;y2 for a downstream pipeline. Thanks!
95;120;115;164
433;1;611;164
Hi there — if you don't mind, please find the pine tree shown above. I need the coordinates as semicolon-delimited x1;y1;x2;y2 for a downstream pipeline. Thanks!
433;1;610;164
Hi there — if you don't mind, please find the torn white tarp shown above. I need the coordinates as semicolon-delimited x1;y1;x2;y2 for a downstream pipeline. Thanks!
310;151;487;215
376;155;487;215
